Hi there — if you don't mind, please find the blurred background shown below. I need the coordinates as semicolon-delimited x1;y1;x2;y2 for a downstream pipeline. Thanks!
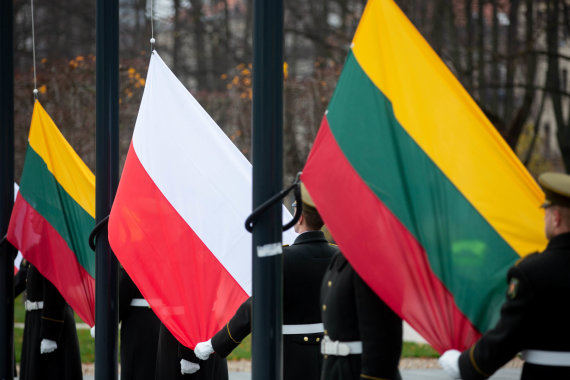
11;0;570;184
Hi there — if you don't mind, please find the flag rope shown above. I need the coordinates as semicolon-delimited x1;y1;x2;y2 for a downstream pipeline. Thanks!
149;0;155;51
30;0;38;100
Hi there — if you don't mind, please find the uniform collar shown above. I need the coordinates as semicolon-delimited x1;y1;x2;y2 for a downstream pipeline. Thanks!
546;231;570;251
293;230;328;245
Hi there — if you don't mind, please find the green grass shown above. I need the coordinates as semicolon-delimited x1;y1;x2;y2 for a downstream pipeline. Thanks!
15;295;439;363
14;327;23;363
15;325;97;364
402;341;439;358
14;294;95;364
227;335;252;361
14;294;25;323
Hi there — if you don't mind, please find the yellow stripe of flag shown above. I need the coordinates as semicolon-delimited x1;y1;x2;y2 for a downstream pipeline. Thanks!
351;0;546;256
28;101;95;218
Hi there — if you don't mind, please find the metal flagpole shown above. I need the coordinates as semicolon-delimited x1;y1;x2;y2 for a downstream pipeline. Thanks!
94;0;120;376
0;0;16;376
251;0;284;378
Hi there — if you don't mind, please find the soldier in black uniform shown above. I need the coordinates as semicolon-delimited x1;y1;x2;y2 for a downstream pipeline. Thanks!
193;182;338;380
154;322;228;379
320;253;403;379
440;172;570;380
14;258;28;297
13;258;29;377
19;264;82;380
119;267;161;380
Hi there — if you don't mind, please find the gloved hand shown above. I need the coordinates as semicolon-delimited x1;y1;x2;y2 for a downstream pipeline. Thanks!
40;339;58;354
194;339;214;360
180;359;200;375
90;326;95;338
439;349;462;379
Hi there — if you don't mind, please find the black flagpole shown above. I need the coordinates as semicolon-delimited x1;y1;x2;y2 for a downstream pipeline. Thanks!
95;0;119;377
0;0;16;377
251;0;284;378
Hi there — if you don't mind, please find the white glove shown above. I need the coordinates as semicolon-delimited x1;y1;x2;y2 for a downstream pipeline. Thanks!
194;339;214;360
40;339;58;354
90;326;95;338
180;359;200;375
439;349;462;379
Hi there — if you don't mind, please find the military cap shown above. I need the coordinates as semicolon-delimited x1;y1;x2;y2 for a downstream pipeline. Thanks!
292;182;316;209
300;182;316;208
538;172;570;208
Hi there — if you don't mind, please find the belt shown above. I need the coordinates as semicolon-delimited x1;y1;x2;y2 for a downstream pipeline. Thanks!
282;323;324;335
521;350;570;367
130;298;150;307
25;300;44;311
320;335;362;356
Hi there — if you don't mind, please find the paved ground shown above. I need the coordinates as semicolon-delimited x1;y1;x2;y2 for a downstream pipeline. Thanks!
17;323;524;379
221;358;522;380
73;358;522;380
226;369;522;380
71;368;522;380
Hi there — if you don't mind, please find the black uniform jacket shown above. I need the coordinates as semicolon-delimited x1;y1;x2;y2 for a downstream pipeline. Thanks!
119;268;161;380
211;230;337;380
459;232;570;380
19;264;82;380
320;252;402;380
15;259;28;298
155;323;228;380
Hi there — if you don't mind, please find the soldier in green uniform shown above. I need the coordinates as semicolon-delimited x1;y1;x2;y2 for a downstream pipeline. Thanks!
440;172;570;379
193;182;338;380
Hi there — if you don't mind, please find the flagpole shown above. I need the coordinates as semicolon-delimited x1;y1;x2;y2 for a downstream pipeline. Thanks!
251;0;284;378
0;0;15;376
95;0;120;377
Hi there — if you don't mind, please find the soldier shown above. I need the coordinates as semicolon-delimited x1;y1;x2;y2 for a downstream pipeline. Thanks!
440;172;570;379
13;258;29;378
19;264;82;380
119;267;161;380
193;182;338;380
320;251;403;379
154;322;228;379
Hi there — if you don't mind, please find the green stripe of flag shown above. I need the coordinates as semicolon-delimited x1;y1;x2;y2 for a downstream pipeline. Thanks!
326;52;519;332
19;144;96;277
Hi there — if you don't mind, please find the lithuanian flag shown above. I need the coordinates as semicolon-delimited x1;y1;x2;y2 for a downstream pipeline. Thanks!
8;101;95;326
302;0;547;352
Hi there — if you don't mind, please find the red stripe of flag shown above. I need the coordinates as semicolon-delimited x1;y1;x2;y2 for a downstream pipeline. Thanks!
9;193;96;326
108;144;249;348
302;117;481;352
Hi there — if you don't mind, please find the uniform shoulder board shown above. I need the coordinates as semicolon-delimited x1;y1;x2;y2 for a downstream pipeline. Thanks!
514;251;539;267
328;243;338;246
507;277;520;299
282;244;290;247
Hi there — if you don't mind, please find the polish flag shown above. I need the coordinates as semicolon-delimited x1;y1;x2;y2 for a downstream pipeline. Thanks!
109;51;296;349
